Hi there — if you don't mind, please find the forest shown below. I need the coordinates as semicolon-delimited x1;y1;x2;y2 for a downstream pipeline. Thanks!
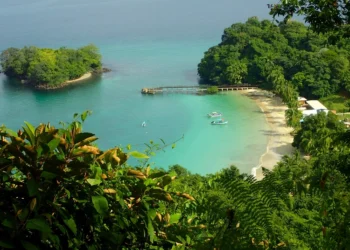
198;17;350;99
0;44;102;88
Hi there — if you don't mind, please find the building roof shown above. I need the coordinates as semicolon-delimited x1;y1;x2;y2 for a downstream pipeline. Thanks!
306;100;328;110
298;97;307;101
302;110;318;116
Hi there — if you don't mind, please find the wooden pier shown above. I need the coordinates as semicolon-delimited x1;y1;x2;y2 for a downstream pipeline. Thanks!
141;84;258;95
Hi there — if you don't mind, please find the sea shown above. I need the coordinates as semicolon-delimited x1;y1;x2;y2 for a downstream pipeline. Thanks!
0;0;271;175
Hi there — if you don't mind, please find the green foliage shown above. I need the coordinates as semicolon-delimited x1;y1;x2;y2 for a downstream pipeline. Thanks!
269;0;350;37
0;112;198;249
293;112;346;155
2;111;350;249
198;17;350;99
206;86;218;94
0;44;102;87
320;94;349;112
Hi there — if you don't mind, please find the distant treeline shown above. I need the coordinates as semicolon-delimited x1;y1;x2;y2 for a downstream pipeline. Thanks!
0;44;102;87
198;17;350;98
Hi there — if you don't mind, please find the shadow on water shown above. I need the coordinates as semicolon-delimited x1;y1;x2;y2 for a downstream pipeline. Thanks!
1;75;29;92
1;74;104;96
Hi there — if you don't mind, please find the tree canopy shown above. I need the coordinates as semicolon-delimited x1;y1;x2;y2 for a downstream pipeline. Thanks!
269;0;350;37
0;44;102;88
198;17;350;99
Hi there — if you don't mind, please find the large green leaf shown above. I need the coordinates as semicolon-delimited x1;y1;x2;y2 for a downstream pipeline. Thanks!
3;128;17;137
21;241;39;250
74;132;95;144
92;196;108;216
169;213;181;225
63;217;77;235
147;209;157;220
0;239;15;248
23;121;36;145
40;171;57;180
147;216;155;243
26;218;51;233
47;138;60;151
1;217;16;229
27;179;39;197
87;178;102;186
81;111;91;122
128;151;149;159
162;175;172;186
148;171;168;178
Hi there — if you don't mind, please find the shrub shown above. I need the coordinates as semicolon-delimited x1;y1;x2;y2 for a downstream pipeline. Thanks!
207;86;218;94
0;112;197;249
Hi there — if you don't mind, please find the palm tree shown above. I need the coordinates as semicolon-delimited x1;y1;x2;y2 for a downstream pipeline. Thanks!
285;108;302;129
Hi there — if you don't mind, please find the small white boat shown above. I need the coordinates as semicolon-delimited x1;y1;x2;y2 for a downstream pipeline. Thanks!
141;121;146;127
207;112;222;118
211;119;228;125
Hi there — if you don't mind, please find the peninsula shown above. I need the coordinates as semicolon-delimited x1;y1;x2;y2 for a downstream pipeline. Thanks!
0;44;103;89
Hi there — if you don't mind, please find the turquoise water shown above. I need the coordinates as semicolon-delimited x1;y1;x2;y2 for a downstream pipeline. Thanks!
0;0;270;174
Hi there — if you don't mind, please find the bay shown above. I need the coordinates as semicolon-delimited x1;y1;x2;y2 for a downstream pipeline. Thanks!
0;0;270;174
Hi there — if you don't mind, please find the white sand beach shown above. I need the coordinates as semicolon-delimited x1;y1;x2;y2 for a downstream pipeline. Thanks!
239;89;295;180
65;72;92;84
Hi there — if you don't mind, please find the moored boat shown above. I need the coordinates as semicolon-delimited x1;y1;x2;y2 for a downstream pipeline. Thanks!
211;119;228;125
207;111;222;118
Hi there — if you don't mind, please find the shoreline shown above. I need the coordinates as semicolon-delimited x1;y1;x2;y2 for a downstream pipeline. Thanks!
35;72;93;90
239;89;294;180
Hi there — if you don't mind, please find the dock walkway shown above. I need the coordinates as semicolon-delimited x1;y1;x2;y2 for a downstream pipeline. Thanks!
141;84;258;94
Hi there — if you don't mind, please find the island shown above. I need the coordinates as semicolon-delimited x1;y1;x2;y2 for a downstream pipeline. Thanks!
0;44;107;89
197;17;350;100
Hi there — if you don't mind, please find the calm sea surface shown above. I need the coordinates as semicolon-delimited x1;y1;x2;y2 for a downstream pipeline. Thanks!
0;0;271;174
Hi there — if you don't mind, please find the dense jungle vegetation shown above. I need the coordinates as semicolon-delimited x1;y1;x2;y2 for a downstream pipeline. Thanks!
0;44;102;88
1;111;350;249
198;17;350;99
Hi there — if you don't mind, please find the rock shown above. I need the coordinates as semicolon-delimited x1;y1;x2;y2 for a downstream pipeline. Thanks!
92;68;111;74
102;67;112;73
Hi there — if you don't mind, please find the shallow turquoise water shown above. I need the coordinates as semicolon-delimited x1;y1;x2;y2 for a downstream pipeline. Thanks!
0;0;270;174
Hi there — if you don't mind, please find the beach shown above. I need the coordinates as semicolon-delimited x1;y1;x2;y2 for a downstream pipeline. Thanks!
35;72;93;90
239;89;295;180
65;72;92;84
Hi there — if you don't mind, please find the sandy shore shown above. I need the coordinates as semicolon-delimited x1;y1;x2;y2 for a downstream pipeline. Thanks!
35;72;92;90
239;89;295;180
65;72;92;84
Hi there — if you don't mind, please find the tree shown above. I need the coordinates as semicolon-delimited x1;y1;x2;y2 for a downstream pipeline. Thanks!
285;108;303;129
198;17;350;99
207;86;219;94
345;100;350;111
0;44;103;88
293;112;346;155
270;0;350;37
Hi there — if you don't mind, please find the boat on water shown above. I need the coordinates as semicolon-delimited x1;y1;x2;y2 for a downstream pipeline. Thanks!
207;111;222;118
141;121;146;127
211;119;228;125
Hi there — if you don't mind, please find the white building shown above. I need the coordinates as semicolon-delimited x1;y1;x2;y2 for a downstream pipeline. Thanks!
302;100;329;118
